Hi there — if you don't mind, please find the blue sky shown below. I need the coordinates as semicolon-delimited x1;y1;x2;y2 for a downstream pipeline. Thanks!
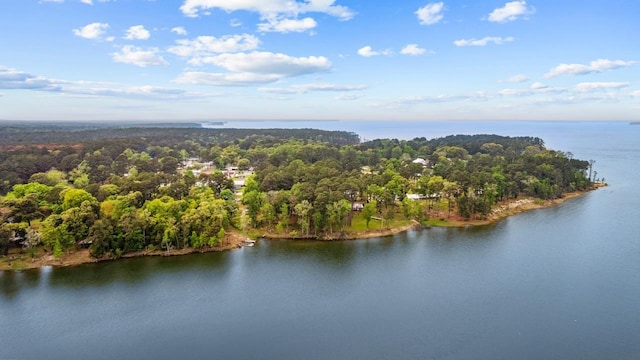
0;0;638;121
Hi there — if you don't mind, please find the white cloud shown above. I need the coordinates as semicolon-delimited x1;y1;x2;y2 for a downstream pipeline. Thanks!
335;93;362;101
260;83;367;94
258;87;299;95
81;0;112;4
497;82;567;97
631;90;640;98
498;81;630;98
401;44;426;56
42;0;112;4
0;66;61;91
171;27;188;36
498;88;532;96
111;45;168;67
73;22;110;40
544;59;636;78
65;85;211;101
503;74;528;83
454;36;514;47
180;0;355;20
174;51;332;86
504;86;560;97
193;52;331;75
357;46;375;57
530;82;547;90
302;0;354;19
296;83;367;92
230;19;243;27
488;1;535;23
371;93;488;109
124;25;150;40
174;72;283;86
357;45;392;57
0;65;209;101
258;17;317;33
530;90;631;106
575;82;630;93
168;34;260;58
416;2;444;25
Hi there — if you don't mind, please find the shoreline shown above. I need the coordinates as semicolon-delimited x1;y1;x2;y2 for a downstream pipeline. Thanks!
260;221;422;242
0;185;605;271
0;228;246;271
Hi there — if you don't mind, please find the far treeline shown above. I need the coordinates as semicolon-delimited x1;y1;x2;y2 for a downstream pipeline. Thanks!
0;125;597;258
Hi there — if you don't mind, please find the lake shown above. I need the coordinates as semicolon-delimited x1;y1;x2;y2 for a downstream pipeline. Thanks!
2;121;640;359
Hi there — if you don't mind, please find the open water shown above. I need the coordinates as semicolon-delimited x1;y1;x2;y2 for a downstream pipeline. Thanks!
2;121;639;359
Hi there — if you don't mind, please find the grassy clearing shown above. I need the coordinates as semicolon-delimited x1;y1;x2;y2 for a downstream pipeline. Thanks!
348;211;411;232
422;218;456;227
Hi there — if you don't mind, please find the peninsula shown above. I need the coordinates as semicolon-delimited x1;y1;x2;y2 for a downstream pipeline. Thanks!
0;123;601;270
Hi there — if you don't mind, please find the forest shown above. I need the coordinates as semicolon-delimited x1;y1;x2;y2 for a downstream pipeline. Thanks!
0;123;595;260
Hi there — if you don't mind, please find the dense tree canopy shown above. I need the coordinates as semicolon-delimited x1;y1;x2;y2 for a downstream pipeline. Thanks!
0;123;596;258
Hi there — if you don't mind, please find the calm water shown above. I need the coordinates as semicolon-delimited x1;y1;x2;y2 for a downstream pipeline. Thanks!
2;121;640;359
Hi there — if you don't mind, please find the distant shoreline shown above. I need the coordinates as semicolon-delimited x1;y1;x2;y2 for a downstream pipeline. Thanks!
0;185;605;272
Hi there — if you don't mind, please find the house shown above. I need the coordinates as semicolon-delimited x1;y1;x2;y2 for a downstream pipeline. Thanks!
412;158;429;166
233;179;245;190
406;193;426;200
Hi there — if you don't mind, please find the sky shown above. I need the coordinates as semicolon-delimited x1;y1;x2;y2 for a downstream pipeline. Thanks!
0;0;638;121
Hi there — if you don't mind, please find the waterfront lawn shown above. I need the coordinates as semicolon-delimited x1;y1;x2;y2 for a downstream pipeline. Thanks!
349;210;412;232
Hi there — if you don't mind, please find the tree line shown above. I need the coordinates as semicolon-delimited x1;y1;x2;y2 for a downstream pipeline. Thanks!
0;125;594;258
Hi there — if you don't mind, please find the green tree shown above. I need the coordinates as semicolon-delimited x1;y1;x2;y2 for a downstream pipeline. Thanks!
401;197;421;221
294;200;313;235
327;199;351;232
220;188;235;201
242;190;264;228
159;156;180;174
41;214;74;257
442;180;458;218
97;184;120;201
181;192;226;248
426;175;445;217
7;182;53;200
161;219;178;254
362;201;377;230
277;203;290;233
260;202;276;229
25;227;42;258
88;219;114;258
28;169;68;186
237;158;251;171
61;188;97;211
243;174;260;194
0;225;11;256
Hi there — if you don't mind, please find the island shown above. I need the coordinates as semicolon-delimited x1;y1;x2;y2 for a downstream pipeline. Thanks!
0;123;603;270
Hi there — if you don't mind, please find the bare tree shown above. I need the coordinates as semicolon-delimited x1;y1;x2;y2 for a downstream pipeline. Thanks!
588;159;596;182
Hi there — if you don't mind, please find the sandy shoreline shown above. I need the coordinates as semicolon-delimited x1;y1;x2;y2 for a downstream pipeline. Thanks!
0;228;246;271
1;185;605;271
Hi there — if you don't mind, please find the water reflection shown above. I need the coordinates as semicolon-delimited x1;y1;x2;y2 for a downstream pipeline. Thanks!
48;252;232;289
0;251;234;299
261;239;357;270
0;267;44;299
0;271;20;299
0;222;527;300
